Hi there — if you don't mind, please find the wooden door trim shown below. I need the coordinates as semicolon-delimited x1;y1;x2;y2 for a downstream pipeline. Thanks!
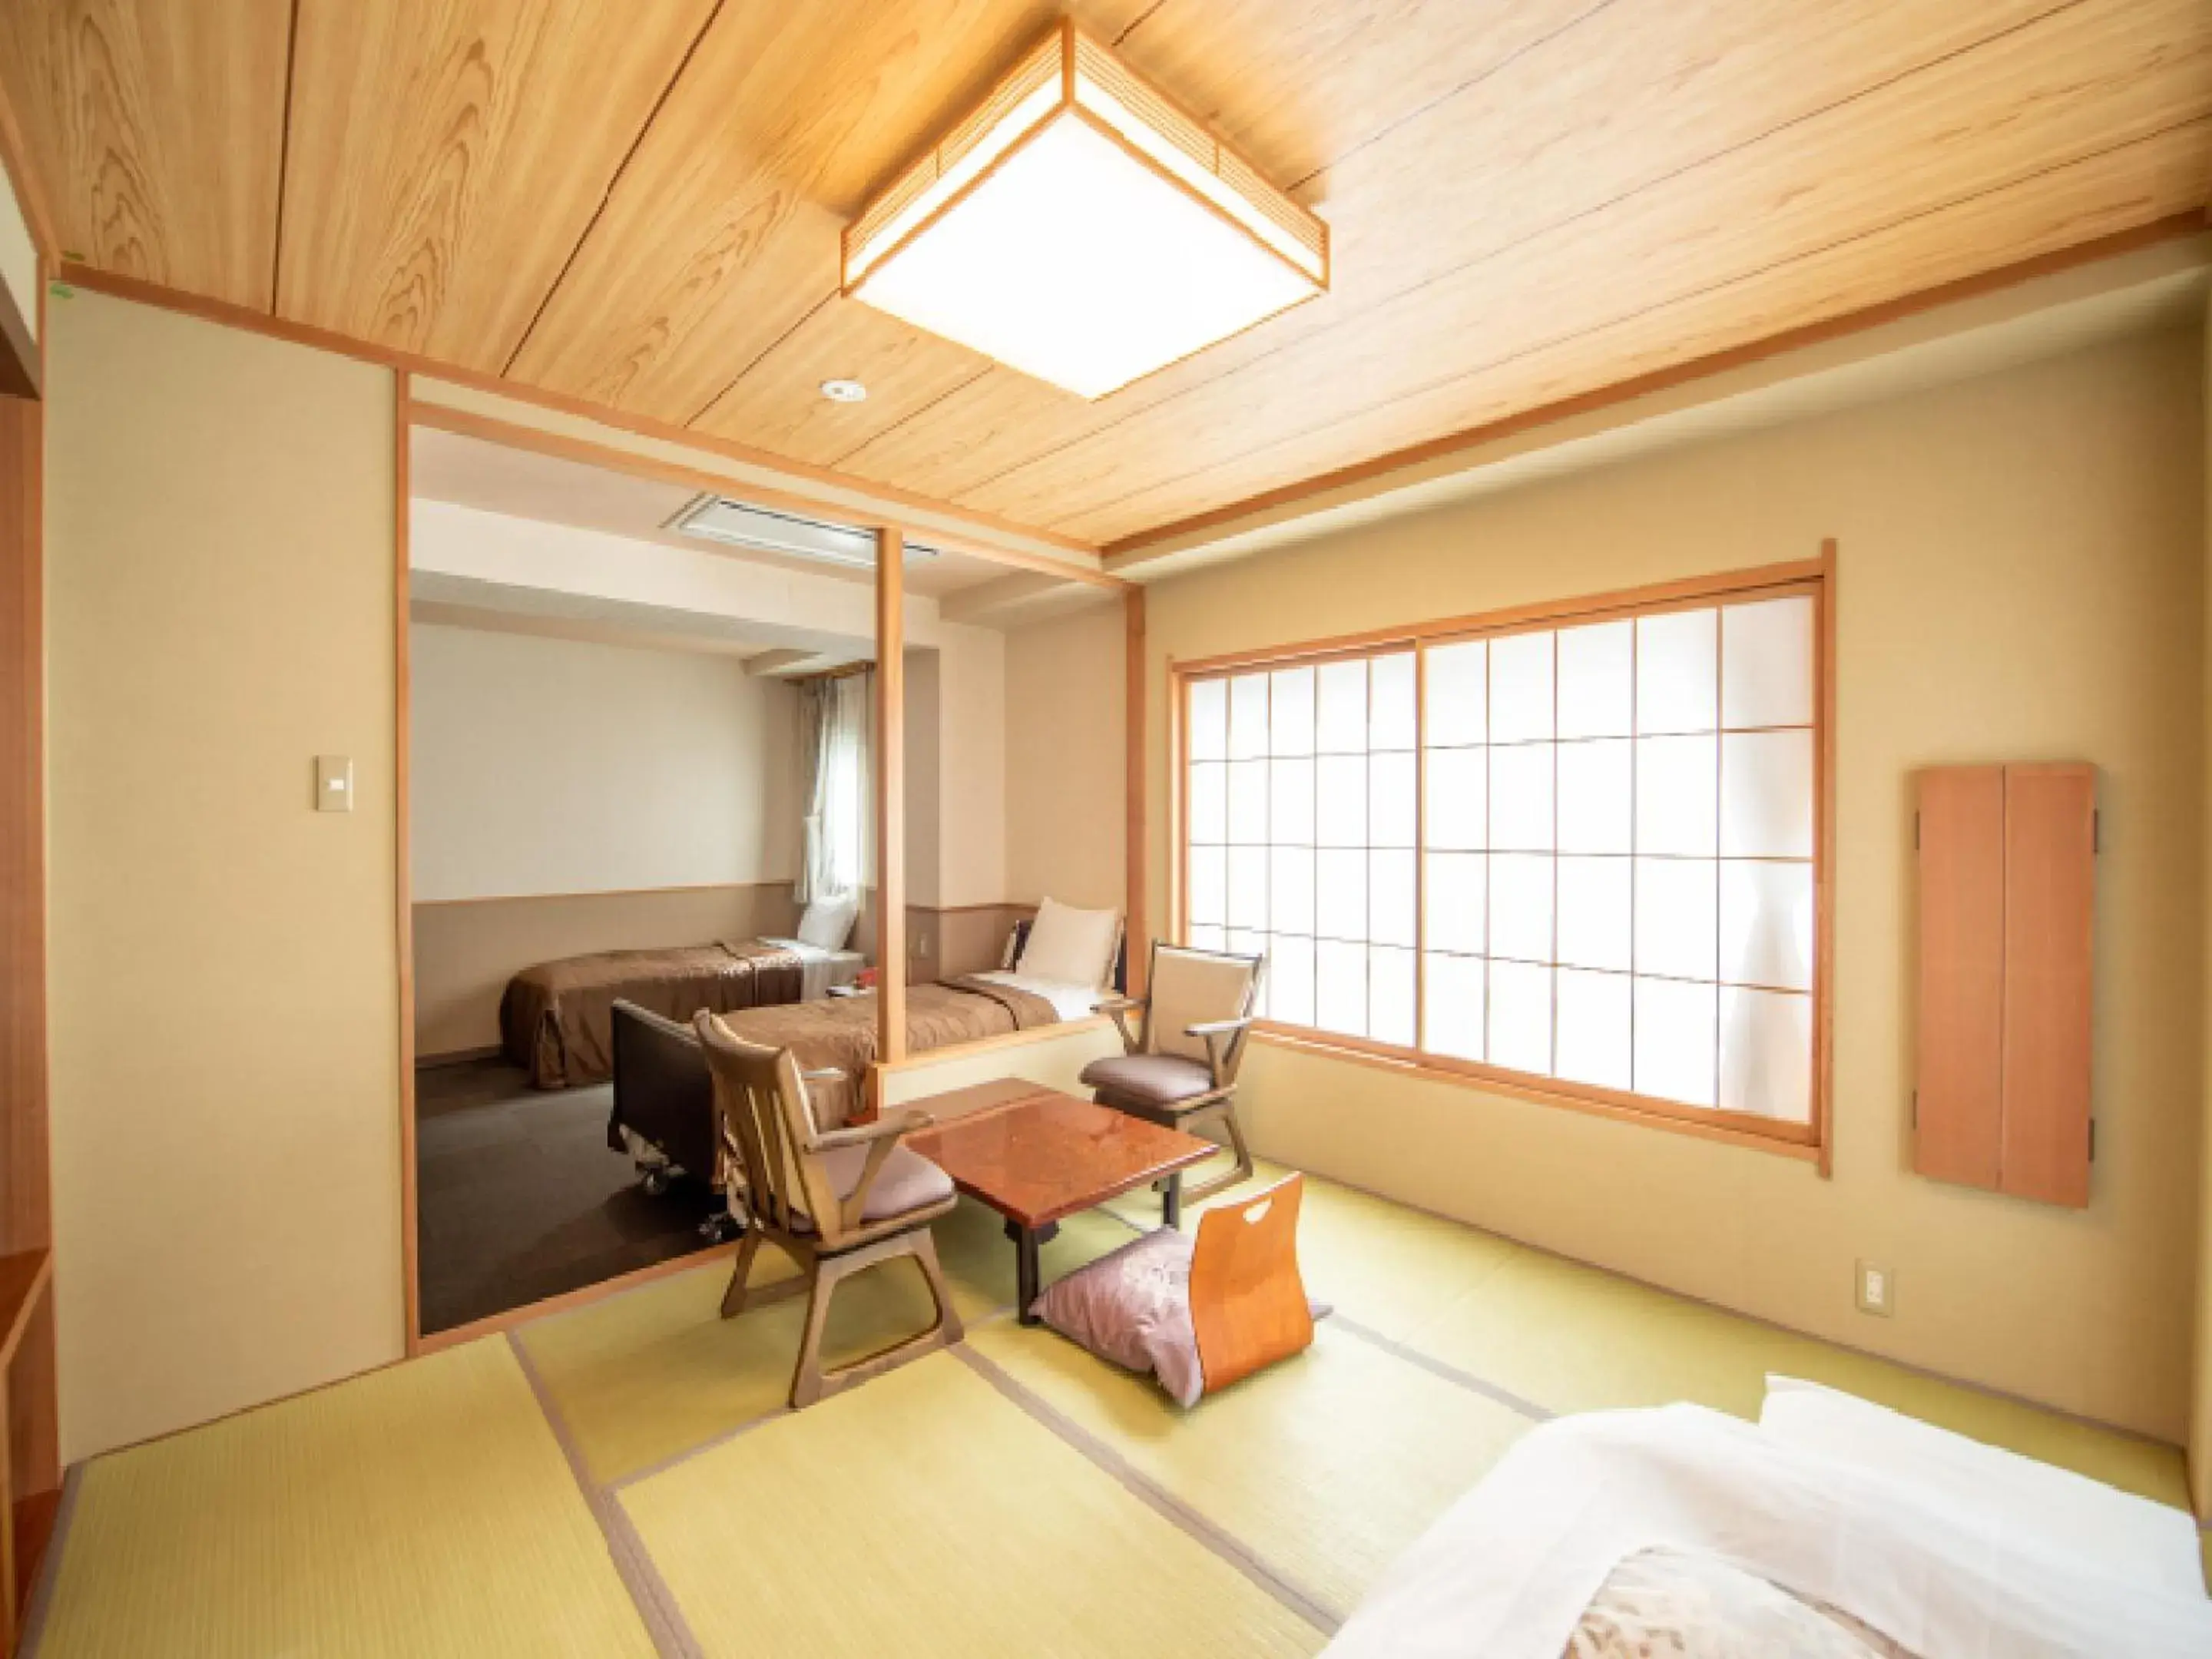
875;528;907;1071
1124;585;1147;994
53;262;1105;567
395;373;421;1354
404;398;1125;588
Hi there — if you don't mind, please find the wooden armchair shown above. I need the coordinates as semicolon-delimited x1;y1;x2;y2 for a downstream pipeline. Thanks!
1081;942;1263;1226
694;1011;963;1409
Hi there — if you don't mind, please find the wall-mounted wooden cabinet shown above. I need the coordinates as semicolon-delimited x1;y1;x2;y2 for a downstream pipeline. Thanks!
1913;763;2095;1206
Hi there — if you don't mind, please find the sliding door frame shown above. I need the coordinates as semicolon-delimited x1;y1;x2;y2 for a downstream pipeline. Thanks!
390;400;1134;1352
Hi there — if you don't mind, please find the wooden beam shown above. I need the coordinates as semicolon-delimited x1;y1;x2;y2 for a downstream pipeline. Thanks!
875;528;906;1070
51;263;1110;568
0;396;44;1259
1103;214;2210;561
403;399;1125;589
1124;584;1147;995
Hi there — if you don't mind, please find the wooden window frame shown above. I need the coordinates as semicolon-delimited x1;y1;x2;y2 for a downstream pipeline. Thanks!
1169;548;1836;1169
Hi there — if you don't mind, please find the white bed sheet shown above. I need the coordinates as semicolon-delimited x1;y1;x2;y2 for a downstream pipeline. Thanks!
1323;1405;2212;1659
966;969;1105;1022
761;939;864;1002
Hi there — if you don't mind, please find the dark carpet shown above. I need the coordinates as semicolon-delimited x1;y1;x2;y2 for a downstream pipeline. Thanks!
416;1058;722;1335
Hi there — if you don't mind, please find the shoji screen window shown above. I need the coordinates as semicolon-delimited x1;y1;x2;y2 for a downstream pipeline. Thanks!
1182;572;1824;1145
1185;652;1419;1046
1421;591;1818;1126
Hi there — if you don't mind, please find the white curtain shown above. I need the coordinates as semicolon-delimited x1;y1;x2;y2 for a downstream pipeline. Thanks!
796;671;870;904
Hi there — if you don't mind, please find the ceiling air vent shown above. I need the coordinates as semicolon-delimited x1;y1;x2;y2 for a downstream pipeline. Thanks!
667;497;940;571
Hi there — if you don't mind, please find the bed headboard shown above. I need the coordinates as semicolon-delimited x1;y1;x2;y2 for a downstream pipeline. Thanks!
1004;916;1128;995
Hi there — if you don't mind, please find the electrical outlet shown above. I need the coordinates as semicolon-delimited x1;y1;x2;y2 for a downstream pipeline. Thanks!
1855;1260;1894;1317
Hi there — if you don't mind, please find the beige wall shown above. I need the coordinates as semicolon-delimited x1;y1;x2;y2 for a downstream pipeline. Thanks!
412;884;800;1059
904;624;1008;916
46;291;402;1460
906;647;942;911
1005;599;1124;912
1147;328;2205;1442
410;621;800;902
936;623;1008;908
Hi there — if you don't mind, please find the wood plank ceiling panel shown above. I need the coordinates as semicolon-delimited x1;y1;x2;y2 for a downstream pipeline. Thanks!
0;0;292;307
502;0;1155;427
3;0;2205;550
274;0;722;371
951;0;2212;533
690;295;991;469
828;0;2079;508
1074;122;2211;545
690;0;1607;466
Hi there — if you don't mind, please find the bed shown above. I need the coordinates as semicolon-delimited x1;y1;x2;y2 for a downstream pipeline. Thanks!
757;936;866;1001
1326;1378;2212;1658
499;939;808;1089
608;896;1124;1200
608;971;1083;1191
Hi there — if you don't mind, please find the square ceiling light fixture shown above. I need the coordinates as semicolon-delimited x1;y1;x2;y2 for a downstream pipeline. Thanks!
843;22;1328;399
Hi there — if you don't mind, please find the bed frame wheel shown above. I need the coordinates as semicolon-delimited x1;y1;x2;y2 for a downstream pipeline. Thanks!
638;1166;671;1197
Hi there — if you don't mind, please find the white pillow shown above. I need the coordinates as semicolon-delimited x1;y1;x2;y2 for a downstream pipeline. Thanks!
796;897;857;952
1017;898;1120;988
1759;1376;2204;1598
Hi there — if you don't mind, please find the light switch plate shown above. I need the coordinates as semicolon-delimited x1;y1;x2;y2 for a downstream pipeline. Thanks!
315;755;354;813
1855;1259;1893;1316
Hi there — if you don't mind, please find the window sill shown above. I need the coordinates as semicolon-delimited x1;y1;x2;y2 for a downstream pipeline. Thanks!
1250;1024;1825;1167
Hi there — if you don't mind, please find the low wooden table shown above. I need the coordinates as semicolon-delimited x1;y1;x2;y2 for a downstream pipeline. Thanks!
904;1086;1216;1323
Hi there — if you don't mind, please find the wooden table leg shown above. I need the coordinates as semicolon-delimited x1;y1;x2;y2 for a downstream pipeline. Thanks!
1006;1220;1059;1323
1161;1172;1183;1230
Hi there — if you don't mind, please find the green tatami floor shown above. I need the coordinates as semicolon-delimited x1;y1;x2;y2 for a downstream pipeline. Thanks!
24;1158;2197;1657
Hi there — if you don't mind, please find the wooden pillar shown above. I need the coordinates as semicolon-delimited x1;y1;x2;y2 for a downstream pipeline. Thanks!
394;375;420;1352
875;528;906;1065
1124;585;1147;995
0;245;57;1637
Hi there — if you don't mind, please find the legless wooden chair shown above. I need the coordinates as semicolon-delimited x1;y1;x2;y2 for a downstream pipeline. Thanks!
1190;1174;1316;1397
694;1012;963;1409
1084;942;1263;1226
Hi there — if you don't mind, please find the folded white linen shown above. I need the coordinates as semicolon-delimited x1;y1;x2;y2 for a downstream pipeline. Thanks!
760;938;864;1002
965;969;1103;1022
1324;1404;2212;1659
1760;1374;2204;1599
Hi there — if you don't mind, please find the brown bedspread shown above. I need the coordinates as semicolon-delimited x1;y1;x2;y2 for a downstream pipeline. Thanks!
712;976;1061;1127
502;940;805;1089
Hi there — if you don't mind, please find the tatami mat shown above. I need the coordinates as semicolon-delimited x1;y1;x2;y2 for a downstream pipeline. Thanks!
965;1316;1531;1620
1116;1160;2188;1511
1104;1155;1520;1344
518;1197;1129;1485
30;1153;2198;1658
621;1351;1326;1657
1395;1240;2191;1507
31;1339;653;1658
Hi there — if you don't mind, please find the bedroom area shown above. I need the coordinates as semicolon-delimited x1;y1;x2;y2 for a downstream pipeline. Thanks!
401;410;1134;1336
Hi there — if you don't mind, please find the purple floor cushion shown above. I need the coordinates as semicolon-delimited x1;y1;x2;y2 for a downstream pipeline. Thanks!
1031;1226;1326;1406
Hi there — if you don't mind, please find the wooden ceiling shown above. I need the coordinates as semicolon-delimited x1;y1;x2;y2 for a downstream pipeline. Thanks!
3;1;2207;551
